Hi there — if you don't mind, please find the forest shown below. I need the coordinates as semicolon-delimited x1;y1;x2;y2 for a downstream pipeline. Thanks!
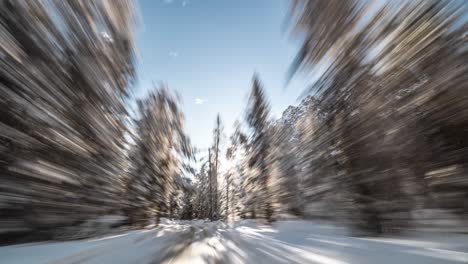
1;0;467;263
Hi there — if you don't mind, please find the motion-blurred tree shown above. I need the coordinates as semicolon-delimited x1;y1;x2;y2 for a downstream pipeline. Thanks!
288;0;468;233
124;87;190;226
245;75;274;223
0;0;136;241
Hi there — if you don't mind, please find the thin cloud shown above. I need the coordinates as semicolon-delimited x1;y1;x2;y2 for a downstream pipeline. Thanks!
163;0;174;4
194;98;207;105
169;51;179;57
182;1;188;7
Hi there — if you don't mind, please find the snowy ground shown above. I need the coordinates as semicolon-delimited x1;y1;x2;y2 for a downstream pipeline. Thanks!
1;220;467;263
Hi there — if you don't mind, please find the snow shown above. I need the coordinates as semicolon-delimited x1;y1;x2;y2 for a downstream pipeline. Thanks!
1;220;467;263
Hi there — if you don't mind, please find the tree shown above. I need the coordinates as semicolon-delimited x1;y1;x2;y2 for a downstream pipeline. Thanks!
210;114;223;220
124;86;190;226
288;0;468;234
245;75;274;223
0;0;136;240
223;121;248;220
193;160;211;219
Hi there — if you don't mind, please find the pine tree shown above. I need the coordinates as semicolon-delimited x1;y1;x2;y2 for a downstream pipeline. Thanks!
222;121;248;220
124;86;189;226
245;75;274;223
288;0;468;233
0;0;136;240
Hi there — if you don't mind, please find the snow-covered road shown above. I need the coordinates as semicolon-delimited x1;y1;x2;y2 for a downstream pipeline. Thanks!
1;220;467;263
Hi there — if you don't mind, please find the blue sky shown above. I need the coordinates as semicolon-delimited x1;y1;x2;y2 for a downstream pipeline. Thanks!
134;0;306;150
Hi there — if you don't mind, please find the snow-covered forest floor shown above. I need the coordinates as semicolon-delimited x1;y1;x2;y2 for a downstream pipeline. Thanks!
1;220;467;264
